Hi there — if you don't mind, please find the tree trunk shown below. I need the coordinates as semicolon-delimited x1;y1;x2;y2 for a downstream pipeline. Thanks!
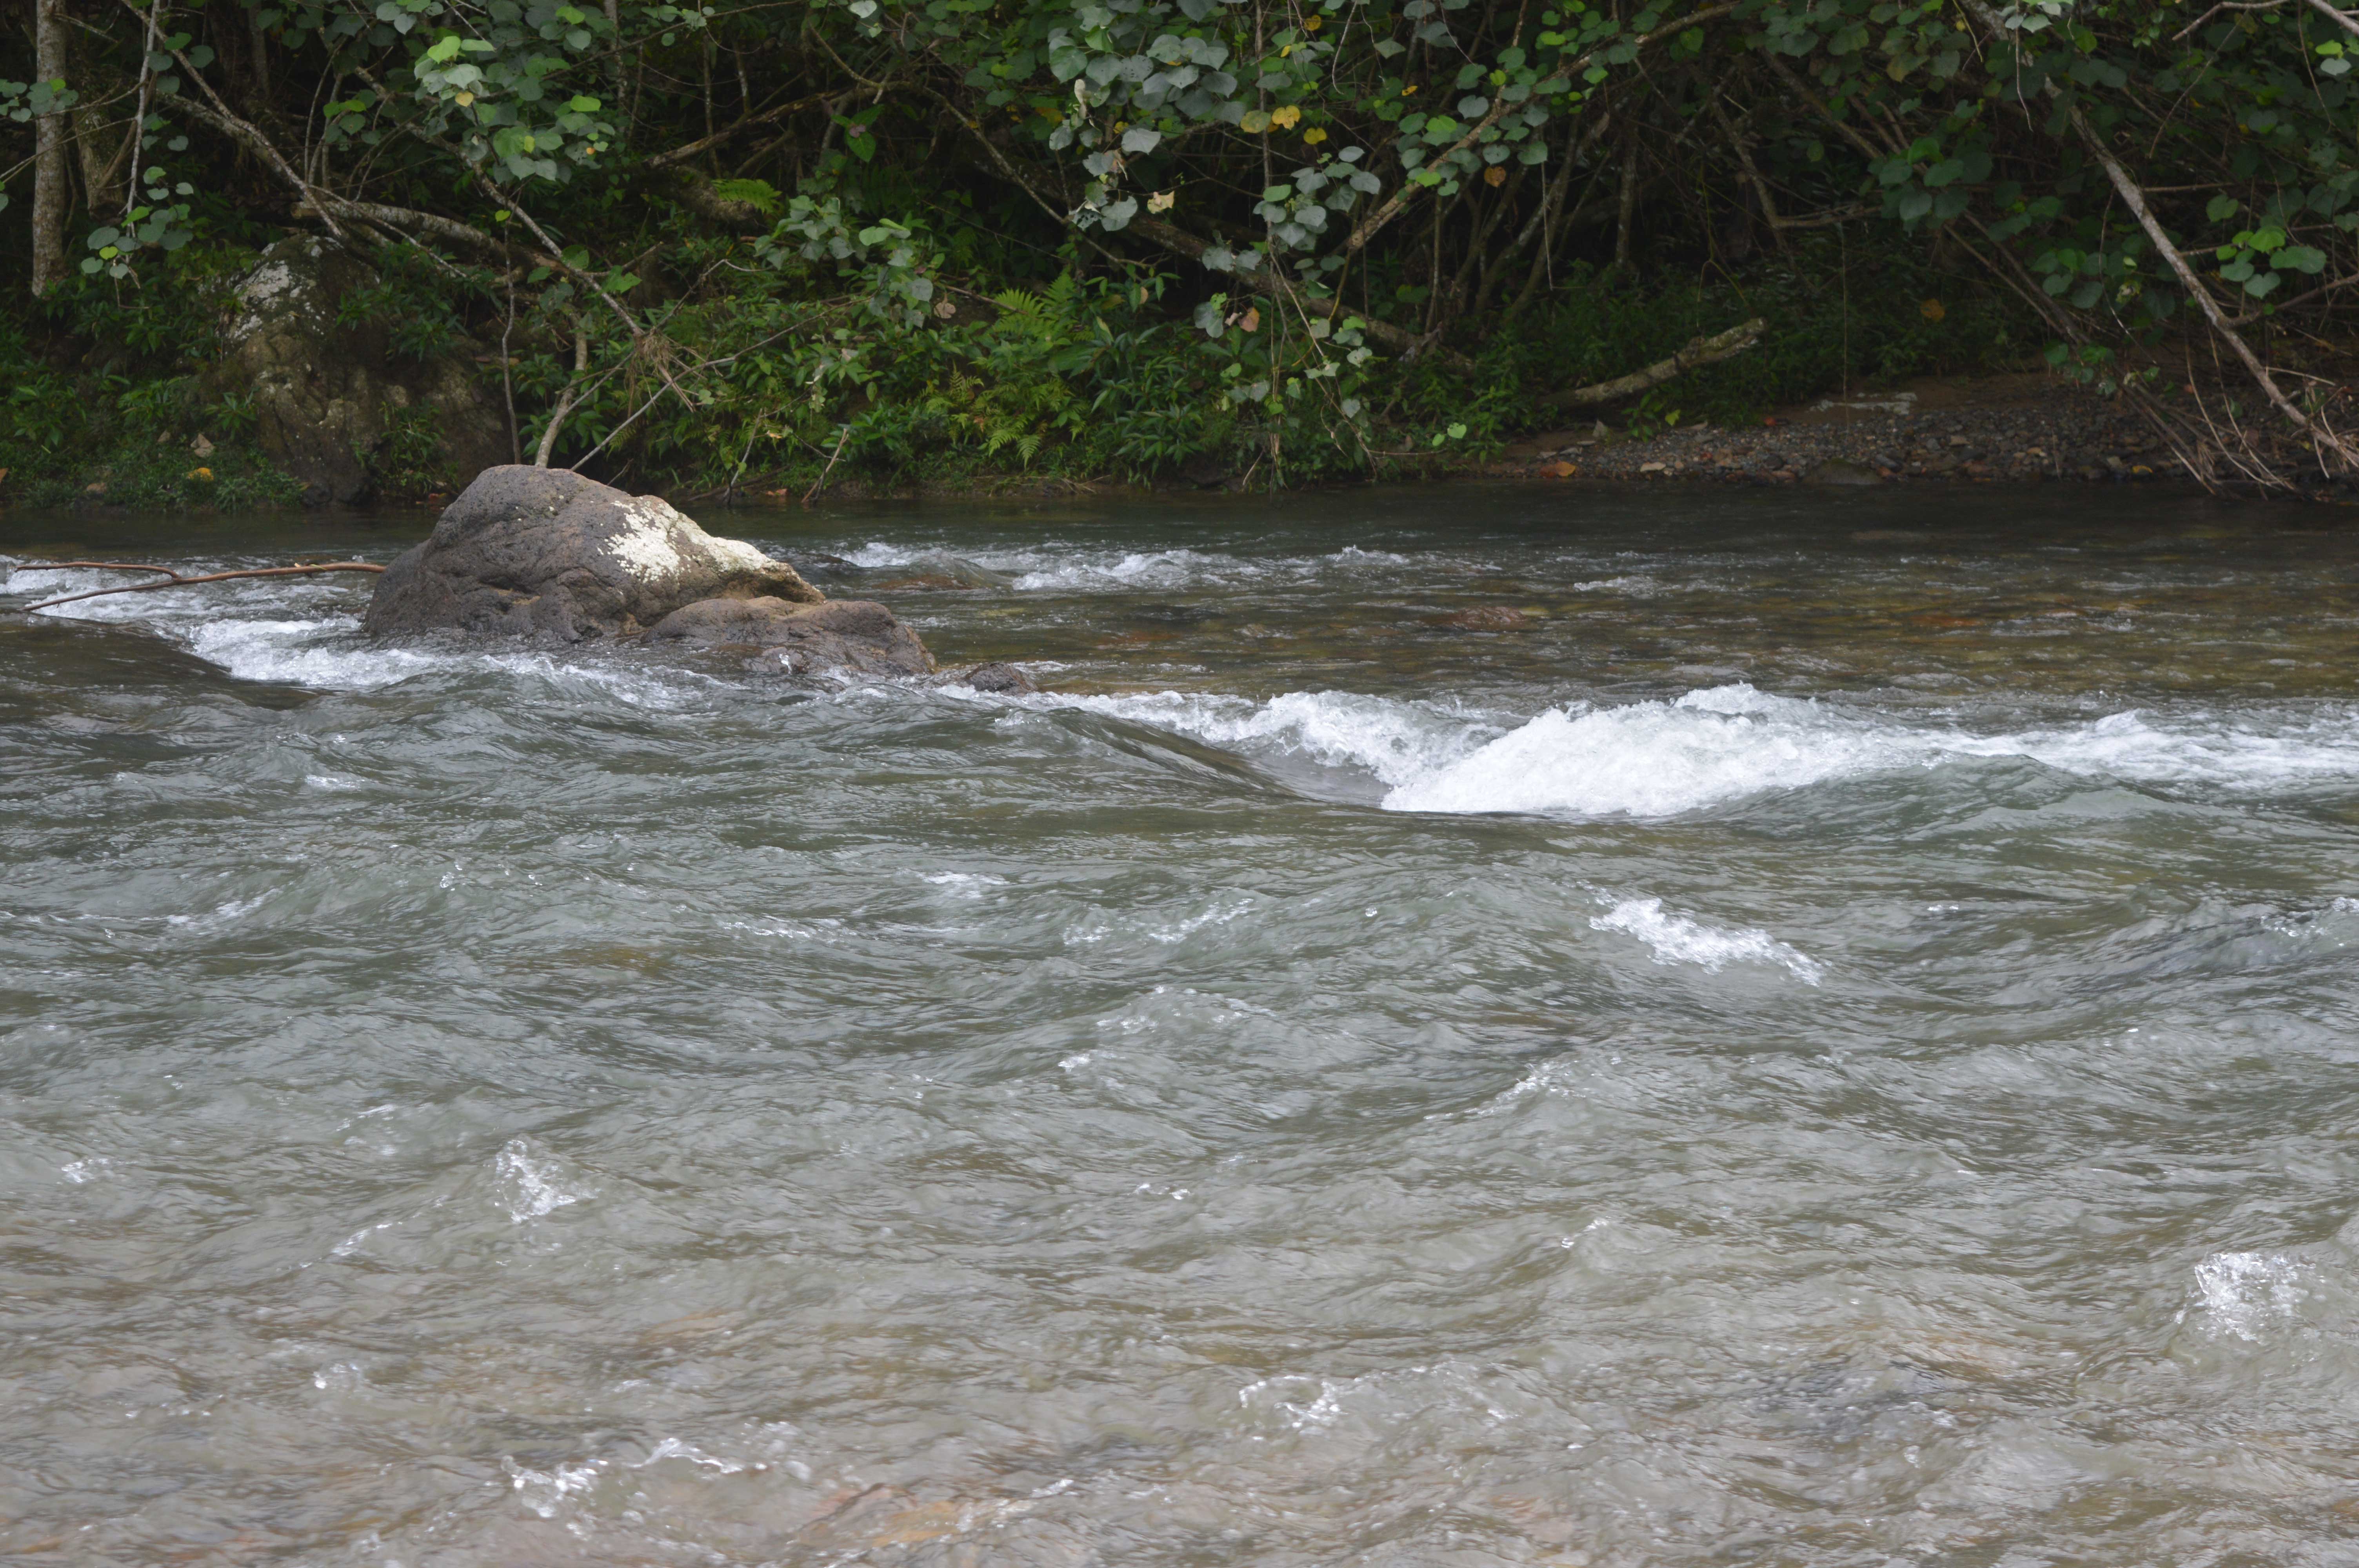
30;0;71;296
73;102;129;217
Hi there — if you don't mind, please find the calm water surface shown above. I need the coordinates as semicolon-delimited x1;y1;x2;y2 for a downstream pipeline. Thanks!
4;485;2358;1566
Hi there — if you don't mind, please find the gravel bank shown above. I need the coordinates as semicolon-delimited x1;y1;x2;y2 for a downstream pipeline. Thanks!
1494;375;2186;487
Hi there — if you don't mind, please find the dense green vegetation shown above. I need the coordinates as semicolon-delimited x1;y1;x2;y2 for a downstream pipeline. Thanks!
3;0;2354;502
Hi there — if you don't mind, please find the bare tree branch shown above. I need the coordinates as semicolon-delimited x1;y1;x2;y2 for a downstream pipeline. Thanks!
1543;318;1765;407
10;561;386;615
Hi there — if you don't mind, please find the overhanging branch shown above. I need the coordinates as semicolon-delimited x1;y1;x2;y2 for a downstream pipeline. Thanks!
1543;317;1764;407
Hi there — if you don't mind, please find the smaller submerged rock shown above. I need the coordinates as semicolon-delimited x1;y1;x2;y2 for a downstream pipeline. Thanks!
942;662;1038;695
645;595;933;679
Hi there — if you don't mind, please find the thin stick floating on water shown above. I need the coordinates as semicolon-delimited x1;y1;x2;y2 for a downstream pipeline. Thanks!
8;561;387;614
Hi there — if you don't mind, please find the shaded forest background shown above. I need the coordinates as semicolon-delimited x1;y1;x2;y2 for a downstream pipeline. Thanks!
1;0;2355;506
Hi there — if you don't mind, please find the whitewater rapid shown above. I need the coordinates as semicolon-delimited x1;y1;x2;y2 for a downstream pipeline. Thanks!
1030;682;2359;818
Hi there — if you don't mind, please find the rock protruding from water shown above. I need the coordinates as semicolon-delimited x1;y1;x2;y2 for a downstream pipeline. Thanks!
946;662;1038;695
365;466;837;646
645;595;933;678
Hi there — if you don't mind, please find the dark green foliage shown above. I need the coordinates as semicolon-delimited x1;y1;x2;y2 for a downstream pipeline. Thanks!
367;405;458;501
336;250;484;364
1500;241;2024;430
3;0;2341;502
0;248;298;510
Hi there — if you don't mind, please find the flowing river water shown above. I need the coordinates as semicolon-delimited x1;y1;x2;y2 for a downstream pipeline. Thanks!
4;485;2358;1567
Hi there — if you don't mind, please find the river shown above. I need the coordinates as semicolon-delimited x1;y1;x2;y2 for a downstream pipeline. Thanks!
3;484;2357;1566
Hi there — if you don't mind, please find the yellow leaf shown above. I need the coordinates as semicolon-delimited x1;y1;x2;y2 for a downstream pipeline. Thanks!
1270;105;1301;129
1240;109;1271;132
1920;298;1946;321
1484;165;1507;186
454;90;474;106
1303;127;1327;143
1148;189;1176;211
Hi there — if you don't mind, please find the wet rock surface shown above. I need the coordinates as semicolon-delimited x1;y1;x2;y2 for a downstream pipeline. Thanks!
364;466;836;644
943;661;1039;694
644;594;934;679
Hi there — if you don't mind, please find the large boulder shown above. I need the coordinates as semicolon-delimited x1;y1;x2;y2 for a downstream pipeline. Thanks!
364;466;829;642
644;595;934;678
211;237;509;506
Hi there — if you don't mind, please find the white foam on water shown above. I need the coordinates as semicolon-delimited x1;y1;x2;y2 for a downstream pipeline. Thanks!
1385;685;2359;818
507;1456;602;1519
1146;896;1255;943
1957;708;2359;789
633;1437;748;1474
2191;1250;2306;1340
1033;682;2359;819
1010;547;1250;592
831;540;1419;593
494;1138;588;1221
1045;688;1493;788
33;584;726;706
166;894;271;929
1385;684;1894;817
480;651;725;710
1592;897;1825;984
182;615;452;690
923;872;1007;900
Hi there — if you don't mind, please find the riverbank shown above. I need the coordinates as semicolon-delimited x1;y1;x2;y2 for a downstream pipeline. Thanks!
1486;372;2353;498
9;369;2344;514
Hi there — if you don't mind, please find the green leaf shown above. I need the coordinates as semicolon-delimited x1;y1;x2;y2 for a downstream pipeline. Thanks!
711;178;781;214
2206;194;2239;223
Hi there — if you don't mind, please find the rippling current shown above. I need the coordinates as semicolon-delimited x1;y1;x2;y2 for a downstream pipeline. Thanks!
4;485;2358;1566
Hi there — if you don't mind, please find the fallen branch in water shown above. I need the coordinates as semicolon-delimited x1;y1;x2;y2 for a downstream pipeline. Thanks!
1544;318;1767;408
8;561;387;614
